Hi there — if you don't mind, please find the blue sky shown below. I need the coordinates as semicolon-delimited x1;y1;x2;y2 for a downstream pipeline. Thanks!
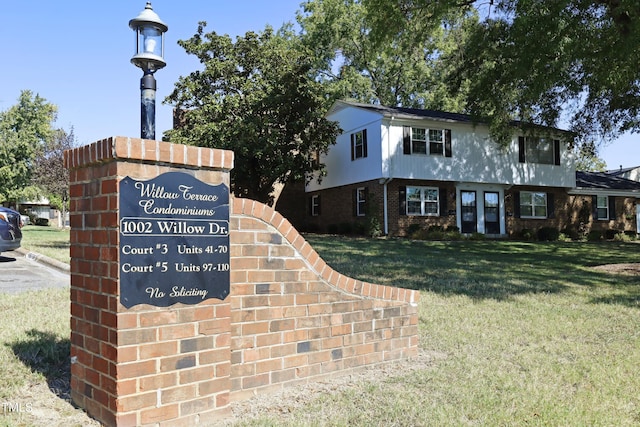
0;0;636;169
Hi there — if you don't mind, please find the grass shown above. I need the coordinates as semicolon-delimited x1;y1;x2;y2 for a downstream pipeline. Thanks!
1;234;640;425
18;226;70;264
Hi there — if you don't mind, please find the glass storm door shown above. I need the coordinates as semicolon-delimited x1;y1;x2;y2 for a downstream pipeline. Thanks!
461;191;477;234
484;191;500;234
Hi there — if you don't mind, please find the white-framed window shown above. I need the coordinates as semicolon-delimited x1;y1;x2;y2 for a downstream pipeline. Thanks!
408;127;444;155
596;195;609;220
520;191;547;218
356;187;366;216
406;186;439;216
429;129;444;155
311;195;320;216
411;128;427;154
351;129;368;160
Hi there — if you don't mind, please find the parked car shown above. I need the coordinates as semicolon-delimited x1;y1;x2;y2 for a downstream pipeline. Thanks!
0;207;22;253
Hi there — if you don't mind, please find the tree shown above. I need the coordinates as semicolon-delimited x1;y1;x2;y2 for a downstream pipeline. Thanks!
31;127;76;213
297;0;476;111
573;141;607;172
0;90;57;204
363;0;640;147
164;24;341;205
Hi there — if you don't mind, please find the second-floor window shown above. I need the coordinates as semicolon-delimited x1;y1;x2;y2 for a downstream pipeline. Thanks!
404;126;452;157
519;137;560;165
351;129;368;160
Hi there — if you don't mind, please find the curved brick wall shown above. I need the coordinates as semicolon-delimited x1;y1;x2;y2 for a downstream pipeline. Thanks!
229;198;419;401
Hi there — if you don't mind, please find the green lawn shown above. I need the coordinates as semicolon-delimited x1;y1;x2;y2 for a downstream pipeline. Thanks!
18;225;70;264
2;234;639;426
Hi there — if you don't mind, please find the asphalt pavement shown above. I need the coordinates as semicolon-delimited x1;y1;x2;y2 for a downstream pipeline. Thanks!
0;249;69;293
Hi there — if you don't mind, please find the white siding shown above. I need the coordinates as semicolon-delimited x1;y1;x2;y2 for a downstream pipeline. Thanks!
308;104;576;191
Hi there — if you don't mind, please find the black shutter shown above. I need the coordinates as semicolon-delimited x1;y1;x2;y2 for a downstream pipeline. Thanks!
439;188;447;216
554;139;561;166
403;126;411;154
592;195;598;220
399;186;407;216
362;129;368;158
317;195;321;215
445;129;452;157
350;134;355;161
364;187;369;216
518;137;526;163
547;193;555;219
608;196;616;220
307;196;312;216
514;192;521;218
352;189;357;216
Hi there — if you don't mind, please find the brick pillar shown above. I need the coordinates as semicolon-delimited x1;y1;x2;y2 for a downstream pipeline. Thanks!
64;137;234;426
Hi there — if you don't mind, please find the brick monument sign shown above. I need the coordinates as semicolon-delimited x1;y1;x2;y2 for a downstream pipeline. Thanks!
64;136;419;426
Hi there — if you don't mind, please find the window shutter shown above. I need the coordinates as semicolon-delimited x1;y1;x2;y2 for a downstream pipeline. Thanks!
350;134;355;161
554;139;561;165
362;129;368;158
547;193;555;218
514;192;521;218
399;186;407;216
364;187;369;216
445;129;452;157
317;195;321;215
608;196;616;220
352;189;357;216
307;196;311;216
439;188;447;216
592;195;598;220
518;137;526;163
403;126;411;154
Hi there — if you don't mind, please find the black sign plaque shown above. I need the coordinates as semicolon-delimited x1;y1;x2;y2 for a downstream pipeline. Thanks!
119;172;230;308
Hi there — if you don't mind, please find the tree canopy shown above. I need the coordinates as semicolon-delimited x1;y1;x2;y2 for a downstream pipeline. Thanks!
0;90;57;204
364;0;640;146
164;24;341;205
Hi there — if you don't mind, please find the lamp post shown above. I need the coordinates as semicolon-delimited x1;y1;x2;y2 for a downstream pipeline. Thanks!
129;2;168;140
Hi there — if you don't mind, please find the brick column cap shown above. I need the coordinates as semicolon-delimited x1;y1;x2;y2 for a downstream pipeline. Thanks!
64;136;233;172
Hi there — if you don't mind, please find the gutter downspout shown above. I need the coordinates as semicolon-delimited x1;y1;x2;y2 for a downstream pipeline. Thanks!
381;178;393;235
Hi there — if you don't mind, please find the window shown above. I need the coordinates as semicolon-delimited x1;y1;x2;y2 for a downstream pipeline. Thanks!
519;191;547;218
429;129;444;155
404;126;451;157
311;195;320;216
519;137;560;165
411;128;427;154
351;129;368;160
406;186;439;216
356;187;366;216
596;195;609;220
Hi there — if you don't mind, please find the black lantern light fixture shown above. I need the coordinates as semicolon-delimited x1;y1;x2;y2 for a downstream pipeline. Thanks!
129;2;168;140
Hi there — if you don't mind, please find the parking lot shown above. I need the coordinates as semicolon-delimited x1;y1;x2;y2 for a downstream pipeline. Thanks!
0;251;68;293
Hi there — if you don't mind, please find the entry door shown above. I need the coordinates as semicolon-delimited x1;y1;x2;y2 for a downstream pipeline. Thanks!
461;191;477;234
484;192;500;234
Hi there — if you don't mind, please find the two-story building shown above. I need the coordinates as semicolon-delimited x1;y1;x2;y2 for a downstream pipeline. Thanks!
293;100;640;237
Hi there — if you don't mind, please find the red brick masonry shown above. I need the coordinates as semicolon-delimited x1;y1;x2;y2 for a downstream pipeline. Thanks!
65;137;419;426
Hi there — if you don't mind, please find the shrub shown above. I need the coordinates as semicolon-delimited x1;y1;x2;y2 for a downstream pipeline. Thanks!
468;232;486;241
520;228;534;240
327;224;339;234
604;229;620;240
34;218;49;226
537;227;560;241
406;224;422;236
613;232;631;242
446;225;460;233
428;225;445;232
337;222;353;235
587;230;603;241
